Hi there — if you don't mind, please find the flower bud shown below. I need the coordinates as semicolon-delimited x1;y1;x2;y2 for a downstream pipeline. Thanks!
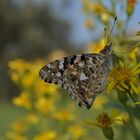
126;0;136;16
102;127;114;139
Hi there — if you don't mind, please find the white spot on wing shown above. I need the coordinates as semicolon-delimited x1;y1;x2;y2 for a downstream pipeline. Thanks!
41;70;49;80
47;64;51;68
74;55;81;63
56;72;61;77
51;73;54;76
78;62;84;67
59;60;64;69
80;72;88;81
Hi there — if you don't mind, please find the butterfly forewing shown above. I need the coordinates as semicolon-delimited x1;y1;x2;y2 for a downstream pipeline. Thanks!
39;53;110;109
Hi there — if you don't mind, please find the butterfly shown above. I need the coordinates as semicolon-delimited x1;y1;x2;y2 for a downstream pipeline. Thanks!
39;17;117;109
39;43;113;109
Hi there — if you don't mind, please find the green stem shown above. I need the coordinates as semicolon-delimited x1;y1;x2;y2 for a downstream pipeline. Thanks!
120;85;140;110
126;89;140;110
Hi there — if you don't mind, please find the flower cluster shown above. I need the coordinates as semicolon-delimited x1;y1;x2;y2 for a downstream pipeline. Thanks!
7;58;88;140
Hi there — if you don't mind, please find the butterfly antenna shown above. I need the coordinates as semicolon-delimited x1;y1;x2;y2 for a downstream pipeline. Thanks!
106;16;117;45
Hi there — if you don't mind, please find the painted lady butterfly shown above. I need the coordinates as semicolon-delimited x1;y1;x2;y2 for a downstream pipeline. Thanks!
39;17;117;109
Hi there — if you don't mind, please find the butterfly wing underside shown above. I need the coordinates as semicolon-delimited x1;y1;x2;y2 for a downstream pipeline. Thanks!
39;54;108;109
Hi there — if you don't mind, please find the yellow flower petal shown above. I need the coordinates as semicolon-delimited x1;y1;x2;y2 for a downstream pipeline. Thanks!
131;63;140;73
130;83;139;94
116;85;125;91
13;91;32;110
35;98;55;114
131;69;140;76
120;82;129;90
34;130;56;140
107;81;116;94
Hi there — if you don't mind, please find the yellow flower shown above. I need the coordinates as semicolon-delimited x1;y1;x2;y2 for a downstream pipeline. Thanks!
54;110;75;121
107;61;140;94
85;110;130;139
35;98;54;114
88;38;105;53
86;109;130;128
126;0;136;16
9;59;46;86
8;59;30;83
35;81;58;97
34;130;56;140
21;73;36;87
13;91;32;110
89;3;105;13
6;132;28;140
96;112;112;128
129;47;139;60
68;125;86;139
101;13;110;24
82;0;92;13
26;113;39;124
10;120;27;132
85;18;94;29
10;72;19;82
111;110;131;124
8;59;30;73
20;61;43;87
